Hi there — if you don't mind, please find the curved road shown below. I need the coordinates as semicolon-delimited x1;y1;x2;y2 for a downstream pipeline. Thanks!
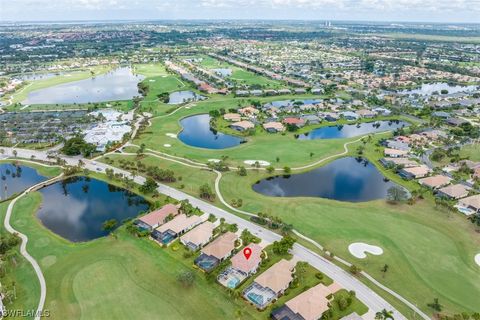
3;174;63;320
1;147;430;319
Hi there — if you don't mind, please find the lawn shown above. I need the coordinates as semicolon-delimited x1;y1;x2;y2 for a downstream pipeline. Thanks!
1;189;265;320
98;153;219;205
459;143;480;162
195;55;283;88
217;141;480;316
135;95;352;168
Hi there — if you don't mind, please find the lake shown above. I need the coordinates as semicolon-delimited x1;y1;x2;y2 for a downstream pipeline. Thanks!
178;114;244;149
0;163;47;200
36;176;149;242
252;157;398;202
400;83;478;96
22;67;145;105
297;120;408;140
168;91;206;104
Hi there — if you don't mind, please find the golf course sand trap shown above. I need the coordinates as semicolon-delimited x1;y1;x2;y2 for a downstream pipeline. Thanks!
244;160;271;166
165;133;177;138
163;144;171;148
348;242;383;259
475;254;480;267
208;159;221;163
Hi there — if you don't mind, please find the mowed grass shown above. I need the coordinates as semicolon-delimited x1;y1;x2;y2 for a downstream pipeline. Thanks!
460;142;480;162
134;63;190;110
0;201;41;318
218;156;480;316
195;55;283;88
2;191;266;320
99;153;219;205
136;95;347;167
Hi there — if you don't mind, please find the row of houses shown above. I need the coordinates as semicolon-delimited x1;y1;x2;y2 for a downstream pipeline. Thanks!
223;104;393;134
235;88;323;97
380;133;480;215
134;204;362;319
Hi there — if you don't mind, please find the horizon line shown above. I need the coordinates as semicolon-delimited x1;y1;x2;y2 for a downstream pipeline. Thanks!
1;18;480;25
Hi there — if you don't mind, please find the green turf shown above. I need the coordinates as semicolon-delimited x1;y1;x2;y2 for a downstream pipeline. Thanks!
135;95;354;167
2;190;266;320
217;144;480;316
195;55;283;88
459;143;480;162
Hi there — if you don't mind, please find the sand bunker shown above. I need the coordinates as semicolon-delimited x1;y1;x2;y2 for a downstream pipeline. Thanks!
348;242;383;259
475;254;480;267
208;159;221;163
165;133;177;138
244;160;271;166
163;144;171;148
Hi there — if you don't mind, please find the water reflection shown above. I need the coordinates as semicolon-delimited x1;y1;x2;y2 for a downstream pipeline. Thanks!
297;120;408;140
253;157;397;202
37;176;149;242
0;163;46;199
168;91;206;104
178;114;244;149
22;67;144;105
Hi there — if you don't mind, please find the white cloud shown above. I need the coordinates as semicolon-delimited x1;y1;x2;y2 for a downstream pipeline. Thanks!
1;0;479;21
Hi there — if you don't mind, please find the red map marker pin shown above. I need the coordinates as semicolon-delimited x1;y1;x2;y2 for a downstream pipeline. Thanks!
243;247;252;260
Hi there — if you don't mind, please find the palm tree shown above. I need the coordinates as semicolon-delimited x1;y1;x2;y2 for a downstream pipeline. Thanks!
375;309;394;319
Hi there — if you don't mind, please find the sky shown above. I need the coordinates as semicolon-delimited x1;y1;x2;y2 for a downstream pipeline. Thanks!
1;0;480;23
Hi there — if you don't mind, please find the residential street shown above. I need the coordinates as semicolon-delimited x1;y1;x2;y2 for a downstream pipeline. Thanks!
0;146;429;320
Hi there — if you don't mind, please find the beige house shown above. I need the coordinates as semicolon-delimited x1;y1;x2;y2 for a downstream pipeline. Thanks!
437;184;470;200
272;283;342;320
201;231;238;261
263;122;285;133
356;109;376;118
180;221;215;251
238;106;259;116
230;120;255;132
457;194;480;213
243;259;295;309
152;214;203;245
418;175;451;189
223;113;241;122
384;148;408;158
254;259;295;295
380;157;418;168
399;165;431;179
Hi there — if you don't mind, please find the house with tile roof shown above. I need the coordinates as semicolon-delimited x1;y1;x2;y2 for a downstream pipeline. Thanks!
134;204;180;231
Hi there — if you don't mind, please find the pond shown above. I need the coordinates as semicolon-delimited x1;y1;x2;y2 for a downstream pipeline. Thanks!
0;163;47;200
22;67;145;105
400;82;478;96
297;120;408;140
178;114;244;149
168;90;206;104
252;157;398;202
36;176;149;242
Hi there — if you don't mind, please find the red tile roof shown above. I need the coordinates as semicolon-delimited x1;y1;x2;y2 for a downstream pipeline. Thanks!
138;204;179;227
